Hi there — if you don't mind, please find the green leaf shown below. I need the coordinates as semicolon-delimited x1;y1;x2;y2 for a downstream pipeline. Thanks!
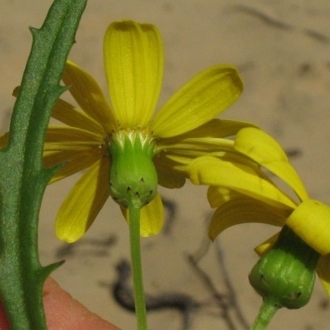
0;0;86;328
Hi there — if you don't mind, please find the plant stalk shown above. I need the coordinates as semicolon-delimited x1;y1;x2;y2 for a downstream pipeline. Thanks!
128;204;148;330
250;298;279;330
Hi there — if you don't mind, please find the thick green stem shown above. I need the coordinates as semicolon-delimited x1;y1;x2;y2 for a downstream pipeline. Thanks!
250;298;279;330
128;205;148;330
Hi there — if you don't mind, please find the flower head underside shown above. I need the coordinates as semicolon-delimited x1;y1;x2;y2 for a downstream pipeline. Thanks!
3;20;254;243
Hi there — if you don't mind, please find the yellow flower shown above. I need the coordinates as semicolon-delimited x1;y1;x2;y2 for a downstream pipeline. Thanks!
37;20;250;243
188;127;330;297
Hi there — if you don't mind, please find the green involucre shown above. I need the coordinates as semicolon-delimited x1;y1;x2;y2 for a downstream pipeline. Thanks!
249;226;319;309
108;130;158;209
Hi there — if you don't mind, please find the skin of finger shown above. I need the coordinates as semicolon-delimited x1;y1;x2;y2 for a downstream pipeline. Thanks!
44;277;121;330
0;278;121;330
0;300;9;329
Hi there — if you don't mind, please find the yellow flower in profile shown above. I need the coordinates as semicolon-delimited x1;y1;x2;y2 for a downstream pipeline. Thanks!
40;20;250;243
188;127;330;297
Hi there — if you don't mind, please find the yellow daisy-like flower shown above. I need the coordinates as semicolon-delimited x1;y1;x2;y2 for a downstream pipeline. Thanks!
37;20;251;243
188;126;330;296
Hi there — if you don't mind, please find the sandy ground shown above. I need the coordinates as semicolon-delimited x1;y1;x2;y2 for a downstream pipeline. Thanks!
2;1;330;329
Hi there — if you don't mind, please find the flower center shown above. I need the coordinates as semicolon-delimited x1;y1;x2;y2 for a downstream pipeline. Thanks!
108;130;158;209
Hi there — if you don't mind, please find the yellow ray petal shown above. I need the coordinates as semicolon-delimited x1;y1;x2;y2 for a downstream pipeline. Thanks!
317;255;330;298
45;126;103;144
234;127;309;202
63;60;117;133
168;151;263;180
45;148;104;184
12;86;103;134
157;119;255;142
122;192;164;236
153;153;186;188
207;186;242;208
163;147;221;164
254;233;280;256
189;156;297;209
55;158;110;243
104;21;163;128
140;192;164;236
158;136;234;155
52;98;104;135
286;199;330;255
151;65;243;138
163;148;226;161
44;143;97;152
209;197;286;240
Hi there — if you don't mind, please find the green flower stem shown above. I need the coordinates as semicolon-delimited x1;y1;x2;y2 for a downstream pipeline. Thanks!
129;204;148;330
250;298;279;330
0;0;86;328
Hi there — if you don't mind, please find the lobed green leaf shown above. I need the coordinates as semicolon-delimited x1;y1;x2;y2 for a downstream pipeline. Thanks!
0;0;87;328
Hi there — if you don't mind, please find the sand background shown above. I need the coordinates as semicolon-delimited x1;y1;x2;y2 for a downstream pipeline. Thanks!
1;1;330;329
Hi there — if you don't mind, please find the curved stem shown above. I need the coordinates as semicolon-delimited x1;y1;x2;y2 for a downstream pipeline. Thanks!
128;205;148;330
250;298;279;330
